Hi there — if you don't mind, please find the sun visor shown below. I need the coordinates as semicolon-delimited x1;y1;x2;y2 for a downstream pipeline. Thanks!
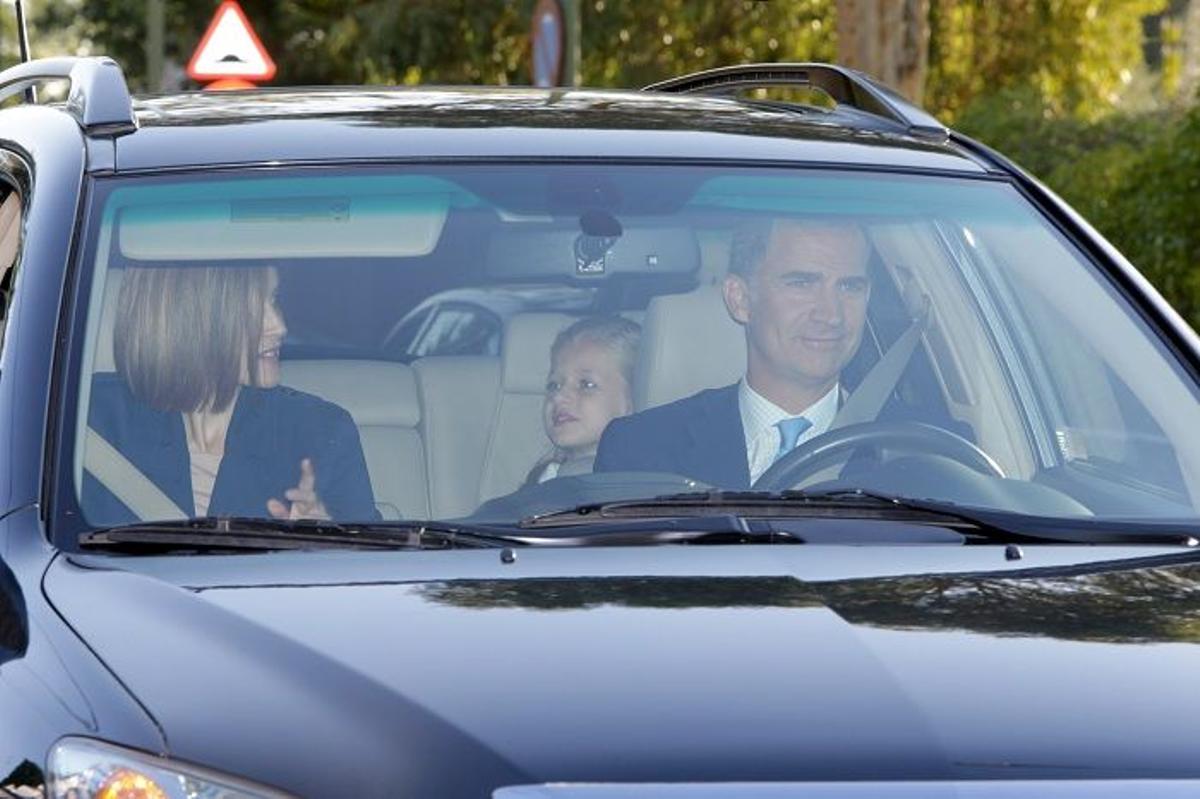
486;224;700;281
689;174;1031;223
113;176;467;261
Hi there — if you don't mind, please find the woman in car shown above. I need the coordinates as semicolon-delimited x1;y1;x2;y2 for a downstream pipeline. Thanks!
84;264;377;523
526;315;641;484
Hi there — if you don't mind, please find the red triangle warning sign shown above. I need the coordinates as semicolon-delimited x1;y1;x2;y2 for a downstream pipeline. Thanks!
187;1;276;83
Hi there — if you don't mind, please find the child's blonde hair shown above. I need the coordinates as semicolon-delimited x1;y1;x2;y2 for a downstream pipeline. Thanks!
550;315;641;386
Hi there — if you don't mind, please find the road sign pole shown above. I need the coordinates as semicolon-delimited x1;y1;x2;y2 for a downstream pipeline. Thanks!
14;0;35;101
146;0;164;92
561;0;581;86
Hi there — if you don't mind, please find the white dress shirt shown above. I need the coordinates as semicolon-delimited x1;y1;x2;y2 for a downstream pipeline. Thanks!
535;460;561;483
739;379;840;485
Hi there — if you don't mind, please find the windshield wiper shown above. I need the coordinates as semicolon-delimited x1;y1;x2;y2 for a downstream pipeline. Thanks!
81;493;1200;553
78;515;796;552
511;514;807;547
521;489;1200;547
79;516;526;554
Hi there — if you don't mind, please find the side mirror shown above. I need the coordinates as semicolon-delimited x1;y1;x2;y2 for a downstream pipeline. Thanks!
0;555;27;665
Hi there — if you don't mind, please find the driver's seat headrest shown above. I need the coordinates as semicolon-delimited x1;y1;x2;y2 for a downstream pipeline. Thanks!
634;285;745;411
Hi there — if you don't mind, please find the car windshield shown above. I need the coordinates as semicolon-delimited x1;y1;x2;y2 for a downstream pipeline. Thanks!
64;164;1200;538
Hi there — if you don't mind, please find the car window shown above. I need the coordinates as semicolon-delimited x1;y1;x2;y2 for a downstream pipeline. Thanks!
412;302;502;358
62;164;1200;538
386;303;434;358
969;220;1191;505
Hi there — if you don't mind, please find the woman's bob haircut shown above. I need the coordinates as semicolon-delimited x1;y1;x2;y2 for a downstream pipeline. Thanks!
113;265;271;413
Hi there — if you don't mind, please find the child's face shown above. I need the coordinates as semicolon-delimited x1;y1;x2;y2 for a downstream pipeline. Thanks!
543;338;632;456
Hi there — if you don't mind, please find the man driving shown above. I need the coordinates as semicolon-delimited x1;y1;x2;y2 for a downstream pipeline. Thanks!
593;217;871;488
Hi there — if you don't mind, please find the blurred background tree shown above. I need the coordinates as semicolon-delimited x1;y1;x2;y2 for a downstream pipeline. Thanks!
580;0;835;88
2;0;1199;325
927;0;1170;122
836;0;929;103
12;0;1186;112
23;1;839;91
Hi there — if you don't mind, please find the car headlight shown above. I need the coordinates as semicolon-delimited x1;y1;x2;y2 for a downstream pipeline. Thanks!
47;737;292;799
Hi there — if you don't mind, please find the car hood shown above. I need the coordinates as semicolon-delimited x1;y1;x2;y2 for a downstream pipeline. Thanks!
45;544;1200;797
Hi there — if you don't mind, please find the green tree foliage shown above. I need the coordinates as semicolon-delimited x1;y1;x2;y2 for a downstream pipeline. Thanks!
927;0;1170;121
265;1;530;86
956;86;1200;326
581;0;834;87
1083;103;1200;324
30;1;532;91
954;84;1162;178
935;1;1200;326
0;7;11;67
38;0;835;91
17;0;1170;113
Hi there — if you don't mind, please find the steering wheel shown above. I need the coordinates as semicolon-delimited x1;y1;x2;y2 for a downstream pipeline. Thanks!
753;421;1006;493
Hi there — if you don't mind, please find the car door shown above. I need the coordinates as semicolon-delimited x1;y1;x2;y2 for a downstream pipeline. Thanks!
0;108;86;518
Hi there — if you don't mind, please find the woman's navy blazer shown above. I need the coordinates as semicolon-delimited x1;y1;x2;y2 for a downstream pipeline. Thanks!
83;374;379;524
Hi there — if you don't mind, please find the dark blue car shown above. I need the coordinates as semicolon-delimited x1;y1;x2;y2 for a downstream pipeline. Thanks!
3;58;1200;798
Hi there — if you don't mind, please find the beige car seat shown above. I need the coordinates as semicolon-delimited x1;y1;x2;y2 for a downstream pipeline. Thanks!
634;285;745;411
0;191;20;349
476;312;574;505
413;355;502;519
279;360;427;520
0;191;19;286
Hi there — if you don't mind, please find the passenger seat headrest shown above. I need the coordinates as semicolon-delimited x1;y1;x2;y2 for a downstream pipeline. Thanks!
634;286;745;410
502;313;576;393
281;361;421;427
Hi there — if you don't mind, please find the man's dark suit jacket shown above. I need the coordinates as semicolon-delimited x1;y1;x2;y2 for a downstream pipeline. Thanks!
84;374;378;524
593;384;751;489
594;378;973;491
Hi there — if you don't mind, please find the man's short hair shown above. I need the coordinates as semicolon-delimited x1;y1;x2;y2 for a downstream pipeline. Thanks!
114;265;271;413
728;217;870;280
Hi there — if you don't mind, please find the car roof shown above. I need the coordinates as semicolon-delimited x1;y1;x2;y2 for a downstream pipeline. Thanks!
112;86;992;175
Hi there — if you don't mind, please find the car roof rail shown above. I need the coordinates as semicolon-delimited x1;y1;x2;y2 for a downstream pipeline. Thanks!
642;63;947;143
0;57;136;136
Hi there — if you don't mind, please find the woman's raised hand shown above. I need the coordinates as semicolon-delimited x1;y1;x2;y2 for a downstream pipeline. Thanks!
267;458;331;521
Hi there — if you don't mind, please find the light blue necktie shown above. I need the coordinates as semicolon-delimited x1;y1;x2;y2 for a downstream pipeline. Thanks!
775;416;812;459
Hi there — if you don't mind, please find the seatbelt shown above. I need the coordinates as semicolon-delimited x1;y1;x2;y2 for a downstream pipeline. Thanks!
84;427;189;520
829;297;929;432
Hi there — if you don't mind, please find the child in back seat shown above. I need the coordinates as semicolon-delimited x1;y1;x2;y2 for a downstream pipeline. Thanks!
525;315;641;485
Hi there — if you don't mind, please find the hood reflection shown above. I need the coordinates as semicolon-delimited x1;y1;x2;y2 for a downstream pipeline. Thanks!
821;559;1200;645
417;576;823;611
416;560;1200;645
